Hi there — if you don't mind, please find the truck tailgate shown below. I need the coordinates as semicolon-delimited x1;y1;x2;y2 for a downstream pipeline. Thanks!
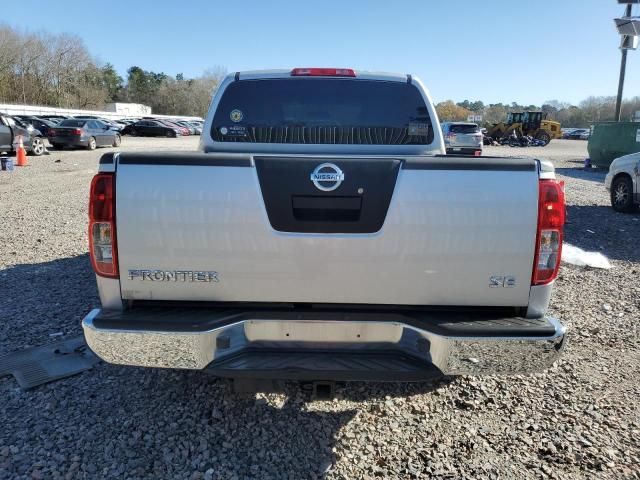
115;153;539;307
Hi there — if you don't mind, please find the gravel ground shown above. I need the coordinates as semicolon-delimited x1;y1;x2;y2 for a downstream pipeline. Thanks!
1;138;639;479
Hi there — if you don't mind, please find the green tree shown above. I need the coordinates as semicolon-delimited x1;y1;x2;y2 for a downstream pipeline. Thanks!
126;66;167;106
101;63;123;101
458;100;484;112
469;100;484;112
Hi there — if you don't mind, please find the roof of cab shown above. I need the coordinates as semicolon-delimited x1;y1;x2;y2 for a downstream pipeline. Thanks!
232;69;410;83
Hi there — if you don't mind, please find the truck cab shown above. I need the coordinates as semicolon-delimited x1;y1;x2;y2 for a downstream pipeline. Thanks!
82;69;566;383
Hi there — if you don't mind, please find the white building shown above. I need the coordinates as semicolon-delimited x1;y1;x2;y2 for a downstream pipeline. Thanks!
0;102;203;122
104;102;151;116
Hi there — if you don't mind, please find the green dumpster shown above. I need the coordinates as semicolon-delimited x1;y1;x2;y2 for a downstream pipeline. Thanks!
588;121;640;168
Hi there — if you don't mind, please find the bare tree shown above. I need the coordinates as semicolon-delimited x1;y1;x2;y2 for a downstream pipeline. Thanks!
0;25;108;109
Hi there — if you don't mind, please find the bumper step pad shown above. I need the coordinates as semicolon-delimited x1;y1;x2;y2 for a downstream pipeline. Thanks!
207;350;443;382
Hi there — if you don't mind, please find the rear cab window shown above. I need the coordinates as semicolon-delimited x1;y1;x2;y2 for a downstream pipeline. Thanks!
211;78;433;145
449;123;480;134
59;120;86;128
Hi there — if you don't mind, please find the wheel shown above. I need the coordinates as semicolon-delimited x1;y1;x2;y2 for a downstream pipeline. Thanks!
112;134;121;147
29;136;45;156
129;129;137;137
166;130;176;138
535;131;551;146
87;137;96;150
610;175;635;212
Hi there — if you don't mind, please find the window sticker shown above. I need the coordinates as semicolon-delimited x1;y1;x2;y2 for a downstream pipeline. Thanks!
220;125;247;137
408;122;429;136
230;109;243;123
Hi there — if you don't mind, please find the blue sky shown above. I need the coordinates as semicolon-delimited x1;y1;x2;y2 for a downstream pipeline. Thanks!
3;0;639;105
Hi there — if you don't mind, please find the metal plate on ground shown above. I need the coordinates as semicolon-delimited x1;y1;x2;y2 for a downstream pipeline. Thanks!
0;335;100;389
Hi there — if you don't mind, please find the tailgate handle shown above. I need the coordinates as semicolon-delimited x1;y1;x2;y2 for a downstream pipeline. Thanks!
292;195;362;222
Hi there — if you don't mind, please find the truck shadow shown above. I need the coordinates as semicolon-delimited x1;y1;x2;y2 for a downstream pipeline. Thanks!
0;254;98;355
565;205;640;262
103;367;362;478
1;360;449;479
332;376;454;401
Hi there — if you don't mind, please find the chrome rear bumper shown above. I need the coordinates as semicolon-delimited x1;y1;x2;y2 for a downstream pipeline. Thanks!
82;308;566;378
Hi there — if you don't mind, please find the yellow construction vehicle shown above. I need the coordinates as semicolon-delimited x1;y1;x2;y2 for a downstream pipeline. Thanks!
487;111;561;146
486;112;523;142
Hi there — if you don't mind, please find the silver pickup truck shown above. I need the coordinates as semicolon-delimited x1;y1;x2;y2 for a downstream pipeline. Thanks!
82;68;566;383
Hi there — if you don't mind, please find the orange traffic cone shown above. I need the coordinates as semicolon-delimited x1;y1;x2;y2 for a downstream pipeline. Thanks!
16;135;27;166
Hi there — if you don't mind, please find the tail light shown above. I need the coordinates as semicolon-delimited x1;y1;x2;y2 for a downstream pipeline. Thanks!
291;68;356;77
532;179;565;285
89;173;118;278
48;129;56;136
72;128;82;135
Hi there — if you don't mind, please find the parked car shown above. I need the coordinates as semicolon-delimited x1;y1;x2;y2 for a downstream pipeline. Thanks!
565;128;590;140
122;120;181;137
186;122;202;135
173;120;194;135
83;68;566;384
38;115;69;124
441;122;483;155
605;151;640;212
48;119;121;150
14;115;40;122
186;120;204;134
97;118;123;132
13;116;57;137
0;113;47;156
158;120;190;136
